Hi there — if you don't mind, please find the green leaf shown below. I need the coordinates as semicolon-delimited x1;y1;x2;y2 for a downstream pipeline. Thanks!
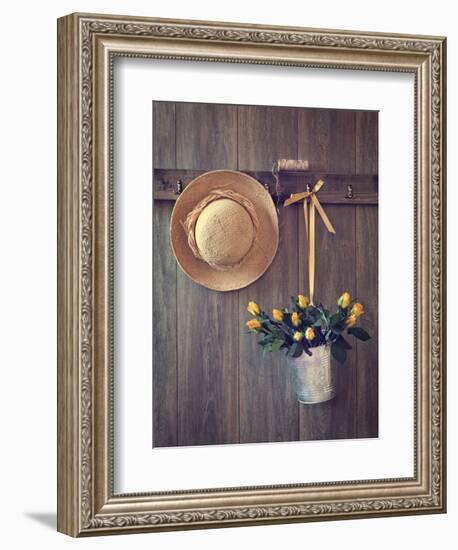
332;323;344;334
337;335;352;350
330;313;341;327
315;304;330;324
307;308;321;322
348;327;371;341
331;341;347;363
271;339;284;353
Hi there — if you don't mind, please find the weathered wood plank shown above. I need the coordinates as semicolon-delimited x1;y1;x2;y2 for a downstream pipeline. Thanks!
238;206;300;443
152;102;178;447
238;105;298;171
153;101;176;169
355;205;379;438
238;105;299;443
355;110;379;438
152;203;178;447
154;102;379;447
298;205;358;440
153;168;378;204
356;111;379;174
297;108;358;440
177;282;239;446
176;102;239;446
176;102;238;169
298;108;356;173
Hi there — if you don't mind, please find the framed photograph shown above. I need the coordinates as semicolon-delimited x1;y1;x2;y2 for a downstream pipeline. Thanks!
57;13;446;536
150;99;379;450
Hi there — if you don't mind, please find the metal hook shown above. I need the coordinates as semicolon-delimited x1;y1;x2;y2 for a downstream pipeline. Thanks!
175;179;183;195
305;182;312;193
345;184;354;199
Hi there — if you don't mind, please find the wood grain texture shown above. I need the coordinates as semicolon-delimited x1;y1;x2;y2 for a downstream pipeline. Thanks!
153;102;176;168
356;206;379;437
154;169;378;203
298;205;358;440
152;203;178;447
238;105;299;443
356;111;379;174
176;102;239;446
355;109;379;438
297;108;358;440
176;102;238;169
153;102;378;447
152;102;178;447
177;282;239;445
238;105;298;171
298;108;356;173
238;206;299;443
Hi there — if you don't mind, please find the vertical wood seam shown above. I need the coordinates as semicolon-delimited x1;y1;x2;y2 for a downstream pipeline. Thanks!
174;103;179;446
153;103;155;445
237;105;240;444
174;102;177;169
296;109;300;441
354;112;358;437
237;287;240;444
152;102;179;447
355;207;359;436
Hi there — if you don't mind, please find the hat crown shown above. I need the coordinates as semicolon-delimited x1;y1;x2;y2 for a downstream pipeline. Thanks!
195;198;254;267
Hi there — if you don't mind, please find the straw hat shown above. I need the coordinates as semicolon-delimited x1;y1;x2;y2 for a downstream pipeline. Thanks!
170;170;279;291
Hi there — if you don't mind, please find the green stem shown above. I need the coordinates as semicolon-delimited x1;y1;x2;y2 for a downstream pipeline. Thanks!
275;322;293;339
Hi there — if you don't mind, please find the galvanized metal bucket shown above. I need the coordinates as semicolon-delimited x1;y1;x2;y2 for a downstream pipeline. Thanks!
287;344;337;404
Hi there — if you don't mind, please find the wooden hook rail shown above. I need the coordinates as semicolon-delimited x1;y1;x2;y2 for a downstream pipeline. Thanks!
153;168;378;205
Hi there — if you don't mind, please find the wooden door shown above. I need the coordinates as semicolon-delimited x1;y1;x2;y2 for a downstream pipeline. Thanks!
152;101;378;447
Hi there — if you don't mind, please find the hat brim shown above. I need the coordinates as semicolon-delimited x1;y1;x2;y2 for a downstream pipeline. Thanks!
170;170;279;292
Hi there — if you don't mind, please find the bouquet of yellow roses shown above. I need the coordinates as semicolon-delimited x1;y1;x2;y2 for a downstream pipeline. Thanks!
246;292;370;363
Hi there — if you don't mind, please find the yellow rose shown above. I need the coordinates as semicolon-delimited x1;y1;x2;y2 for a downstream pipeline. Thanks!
337;291;351;309
272;309;284;322
297;294;309;308
246;318;261;331
293;331;303;342
345;314;357;327
291;312;301;327
305;327;315;341
351;302;364;317
247;301;261;316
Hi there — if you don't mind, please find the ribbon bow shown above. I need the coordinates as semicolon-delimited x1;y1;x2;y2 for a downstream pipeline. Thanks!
284;179;336;305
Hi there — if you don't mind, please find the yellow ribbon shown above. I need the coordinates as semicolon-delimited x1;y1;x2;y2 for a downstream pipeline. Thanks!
284;179;336;305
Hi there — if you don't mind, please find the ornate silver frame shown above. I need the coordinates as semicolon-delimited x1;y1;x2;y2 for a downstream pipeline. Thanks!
57;13;446;536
